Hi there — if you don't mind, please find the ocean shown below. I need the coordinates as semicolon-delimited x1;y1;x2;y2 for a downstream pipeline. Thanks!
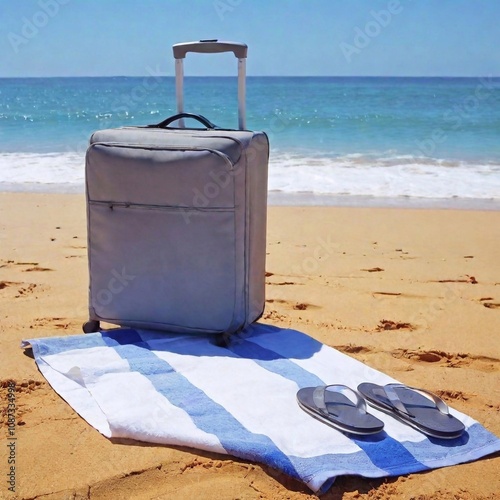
1;76;499;207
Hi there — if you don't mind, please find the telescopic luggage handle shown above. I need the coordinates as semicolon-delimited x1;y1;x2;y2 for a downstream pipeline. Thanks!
172;39;247;130
173;40;247;59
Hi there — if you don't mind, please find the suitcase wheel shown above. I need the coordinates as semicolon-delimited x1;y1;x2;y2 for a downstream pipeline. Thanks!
82;320;100;334
213;332;230;348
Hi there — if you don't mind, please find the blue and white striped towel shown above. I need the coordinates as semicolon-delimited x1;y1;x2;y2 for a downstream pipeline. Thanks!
22;324;500;493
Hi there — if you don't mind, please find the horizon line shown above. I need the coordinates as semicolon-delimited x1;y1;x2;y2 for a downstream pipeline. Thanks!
1;75;499;79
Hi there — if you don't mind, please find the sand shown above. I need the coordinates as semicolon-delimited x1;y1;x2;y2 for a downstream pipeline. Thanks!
0;192;499;499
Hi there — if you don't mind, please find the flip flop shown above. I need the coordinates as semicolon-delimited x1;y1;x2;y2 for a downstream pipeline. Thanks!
357;383;465;439
296;384;385;435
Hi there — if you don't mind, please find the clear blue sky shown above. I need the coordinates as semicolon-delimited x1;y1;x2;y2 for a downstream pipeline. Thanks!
1;0;499;77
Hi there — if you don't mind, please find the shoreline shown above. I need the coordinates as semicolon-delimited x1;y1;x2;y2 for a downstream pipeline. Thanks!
1;184;499;211
268;191;500;210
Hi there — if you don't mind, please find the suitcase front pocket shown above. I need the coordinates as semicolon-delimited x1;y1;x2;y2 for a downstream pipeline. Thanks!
86;143;236;209
87;202;237;333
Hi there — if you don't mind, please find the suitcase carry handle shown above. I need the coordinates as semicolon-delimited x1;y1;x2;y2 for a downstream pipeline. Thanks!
172;40;247;59
148;113;218;130
172;39;247;130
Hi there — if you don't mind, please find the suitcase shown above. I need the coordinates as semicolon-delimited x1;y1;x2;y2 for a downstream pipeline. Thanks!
83;40;269;337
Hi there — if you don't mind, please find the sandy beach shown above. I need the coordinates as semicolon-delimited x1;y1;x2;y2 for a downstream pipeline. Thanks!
0;192;499;499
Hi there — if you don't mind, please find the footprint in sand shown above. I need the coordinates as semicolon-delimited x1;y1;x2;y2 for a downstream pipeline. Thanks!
434;275;478;284
376;320;414;331
0;379;48;426
293;303;308;310
265;298;287;304
483;302;500;309
0;281;39;297
262;310;288;321
435;389;471;403
15;284;38;297
266;281;299;286
1;261;53;272
361;267;384;272
31;317;68;328
265;272;302;286
266;299;317;311
392;349;500;372
393;349;461;365
335;345;372;355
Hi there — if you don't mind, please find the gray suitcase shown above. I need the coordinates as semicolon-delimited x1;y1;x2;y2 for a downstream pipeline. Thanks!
83;40;269;336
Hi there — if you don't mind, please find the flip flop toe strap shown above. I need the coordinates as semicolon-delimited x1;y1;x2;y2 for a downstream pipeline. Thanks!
382;383;450;417
313;384;366;417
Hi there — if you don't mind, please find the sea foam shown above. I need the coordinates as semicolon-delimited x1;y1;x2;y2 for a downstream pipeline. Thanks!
1;150;498;201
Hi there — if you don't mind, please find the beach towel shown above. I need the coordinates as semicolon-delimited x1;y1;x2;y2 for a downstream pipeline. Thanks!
22;324;500;494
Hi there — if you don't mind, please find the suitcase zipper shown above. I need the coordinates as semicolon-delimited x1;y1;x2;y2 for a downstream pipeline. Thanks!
93;142;235;171
89;200;234;212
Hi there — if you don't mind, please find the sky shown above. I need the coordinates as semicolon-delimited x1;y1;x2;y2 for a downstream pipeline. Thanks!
1;0;499;77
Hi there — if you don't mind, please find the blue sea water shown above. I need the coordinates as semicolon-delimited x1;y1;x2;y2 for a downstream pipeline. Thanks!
1;76;499;204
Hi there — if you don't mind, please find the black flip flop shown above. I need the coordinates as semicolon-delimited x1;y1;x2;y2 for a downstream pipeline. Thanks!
296;384;385;435
357;383;465;439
